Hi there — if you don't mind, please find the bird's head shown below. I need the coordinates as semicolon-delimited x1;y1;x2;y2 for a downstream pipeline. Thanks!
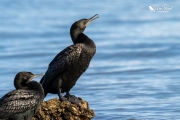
70;14;99;43
14;72;43;89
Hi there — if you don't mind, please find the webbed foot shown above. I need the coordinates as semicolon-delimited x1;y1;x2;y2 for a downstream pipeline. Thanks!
59;95;68;101
64;94;80;105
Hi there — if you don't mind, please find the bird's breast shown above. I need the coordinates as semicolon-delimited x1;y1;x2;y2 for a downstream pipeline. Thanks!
62;50;94;84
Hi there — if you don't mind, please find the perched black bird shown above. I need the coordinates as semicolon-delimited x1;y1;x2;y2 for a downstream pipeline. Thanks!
0;72;44;120
40;14;99;104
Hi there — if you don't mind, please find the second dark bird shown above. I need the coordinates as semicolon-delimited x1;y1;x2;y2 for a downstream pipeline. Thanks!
40;14;99;104
0;72;44;120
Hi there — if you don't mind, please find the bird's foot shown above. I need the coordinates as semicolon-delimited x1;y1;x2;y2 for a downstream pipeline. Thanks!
59;95;68;102
64;94;80;105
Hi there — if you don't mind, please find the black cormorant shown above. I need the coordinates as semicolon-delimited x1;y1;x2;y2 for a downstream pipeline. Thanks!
0;72;44;120
40;14;99;104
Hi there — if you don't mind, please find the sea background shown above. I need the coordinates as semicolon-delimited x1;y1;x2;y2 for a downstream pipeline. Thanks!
0;0;180;120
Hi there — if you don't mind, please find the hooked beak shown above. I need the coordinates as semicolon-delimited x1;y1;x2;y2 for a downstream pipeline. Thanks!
85;14;99;27
30;73;44;81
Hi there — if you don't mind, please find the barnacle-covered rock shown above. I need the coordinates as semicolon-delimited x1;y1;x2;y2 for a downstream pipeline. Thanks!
32;98;94;120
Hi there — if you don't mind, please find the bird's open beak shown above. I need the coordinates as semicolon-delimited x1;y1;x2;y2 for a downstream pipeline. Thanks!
85;14;99;27
30;73;44;81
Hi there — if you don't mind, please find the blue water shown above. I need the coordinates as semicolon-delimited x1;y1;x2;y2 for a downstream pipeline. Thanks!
1;0;180;119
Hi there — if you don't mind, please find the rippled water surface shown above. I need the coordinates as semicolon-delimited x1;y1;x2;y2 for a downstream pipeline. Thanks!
1;0;180;119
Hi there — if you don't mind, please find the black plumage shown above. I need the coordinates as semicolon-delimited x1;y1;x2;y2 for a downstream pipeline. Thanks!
0;72;44;120
40;14;99;104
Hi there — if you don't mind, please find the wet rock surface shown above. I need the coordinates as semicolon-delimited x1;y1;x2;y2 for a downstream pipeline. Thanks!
32;98;95;120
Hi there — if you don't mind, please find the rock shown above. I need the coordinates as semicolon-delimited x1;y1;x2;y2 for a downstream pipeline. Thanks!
32;98;95;120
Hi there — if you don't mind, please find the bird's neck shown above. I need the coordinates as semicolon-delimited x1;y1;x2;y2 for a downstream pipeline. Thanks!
15;81;44;94
14;79;26;89
28;81;44;99
71;33;96;48
70;29;79;43
28;81;44;92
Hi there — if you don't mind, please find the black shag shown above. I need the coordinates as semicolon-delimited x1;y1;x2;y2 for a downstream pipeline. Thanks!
0;72;44;120
40;14;99;104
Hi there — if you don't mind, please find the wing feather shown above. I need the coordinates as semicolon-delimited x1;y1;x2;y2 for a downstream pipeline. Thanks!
0;89;40;118
41;44;83;86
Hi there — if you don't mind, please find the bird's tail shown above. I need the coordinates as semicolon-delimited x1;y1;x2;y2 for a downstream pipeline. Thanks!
43;92;48;98
40;75;44;84
39;76;48;98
